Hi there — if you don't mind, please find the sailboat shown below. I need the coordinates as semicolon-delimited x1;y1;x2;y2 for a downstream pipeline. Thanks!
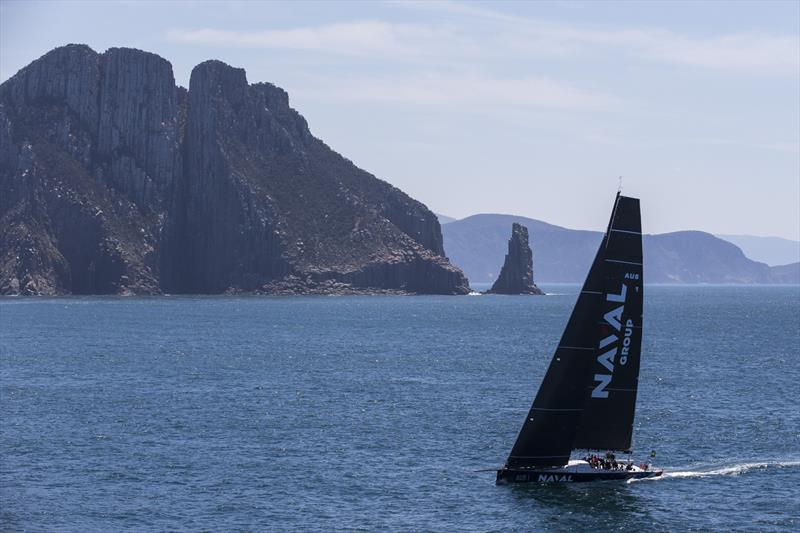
496;193;663;484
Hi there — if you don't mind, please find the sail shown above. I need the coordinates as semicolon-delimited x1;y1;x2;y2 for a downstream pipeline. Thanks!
572;195;642;451
505;193;642;468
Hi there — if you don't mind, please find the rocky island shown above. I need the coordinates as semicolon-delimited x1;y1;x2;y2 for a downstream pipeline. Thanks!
485;223;543;295
0;45;470;295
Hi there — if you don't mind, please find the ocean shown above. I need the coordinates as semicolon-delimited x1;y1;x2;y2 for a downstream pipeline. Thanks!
1;286;798;532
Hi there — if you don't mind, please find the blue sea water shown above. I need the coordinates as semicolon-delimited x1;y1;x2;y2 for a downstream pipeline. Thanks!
1;285;798;532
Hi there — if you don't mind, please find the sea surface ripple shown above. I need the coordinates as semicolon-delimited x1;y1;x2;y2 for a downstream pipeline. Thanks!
1;285;798;531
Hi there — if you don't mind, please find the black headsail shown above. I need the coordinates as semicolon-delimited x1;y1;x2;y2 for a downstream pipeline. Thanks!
505;193;642;468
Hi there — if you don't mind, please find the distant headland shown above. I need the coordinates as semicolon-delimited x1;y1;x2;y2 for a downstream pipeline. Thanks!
439;214;799;285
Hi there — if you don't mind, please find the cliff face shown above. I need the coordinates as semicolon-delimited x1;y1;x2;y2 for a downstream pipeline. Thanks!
0;45;469;295
486;223;543;295
0;45;169;295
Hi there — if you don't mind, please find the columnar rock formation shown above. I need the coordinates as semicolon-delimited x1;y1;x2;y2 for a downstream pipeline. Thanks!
0;45;469;295
486;223;543;295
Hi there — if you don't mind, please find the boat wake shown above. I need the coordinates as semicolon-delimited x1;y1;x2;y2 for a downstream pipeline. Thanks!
628;460;800;483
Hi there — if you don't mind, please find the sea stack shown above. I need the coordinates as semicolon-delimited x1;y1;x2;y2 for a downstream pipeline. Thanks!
486;223;543;295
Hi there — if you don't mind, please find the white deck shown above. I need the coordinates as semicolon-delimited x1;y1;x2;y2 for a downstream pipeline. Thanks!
559;459;648;473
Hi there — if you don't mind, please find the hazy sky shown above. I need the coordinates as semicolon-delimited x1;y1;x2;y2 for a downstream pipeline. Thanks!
2;0;799;239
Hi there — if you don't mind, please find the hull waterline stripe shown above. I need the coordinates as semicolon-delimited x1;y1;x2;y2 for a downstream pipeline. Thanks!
610;228;641;235
604;259;643;266
581;290;602;295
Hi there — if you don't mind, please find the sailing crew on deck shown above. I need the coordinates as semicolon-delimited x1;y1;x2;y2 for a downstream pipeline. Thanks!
605;451;618;469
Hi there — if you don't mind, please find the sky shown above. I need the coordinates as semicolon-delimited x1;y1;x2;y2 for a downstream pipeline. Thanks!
1;0;799;239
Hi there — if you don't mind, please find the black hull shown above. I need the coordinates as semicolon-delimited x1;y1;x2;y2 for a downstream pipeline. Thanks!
496;468;662;484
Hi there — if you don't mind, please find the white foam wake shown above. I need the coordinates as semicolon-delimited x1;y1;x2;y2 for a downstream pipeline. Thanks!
628;460;800;483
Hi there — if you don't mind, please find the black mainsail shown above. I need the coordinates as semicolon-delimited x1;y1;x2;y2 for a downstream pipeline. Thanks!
505;193;643;469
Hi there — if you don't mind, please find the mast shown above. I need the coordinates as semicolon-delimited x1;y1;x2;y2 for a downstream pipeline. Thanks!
504;193;642;468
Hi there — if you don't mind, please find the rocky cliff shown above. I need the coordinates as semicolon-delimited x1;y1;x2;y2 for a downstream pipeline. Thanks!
0;45;469;295
485;223;543;295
